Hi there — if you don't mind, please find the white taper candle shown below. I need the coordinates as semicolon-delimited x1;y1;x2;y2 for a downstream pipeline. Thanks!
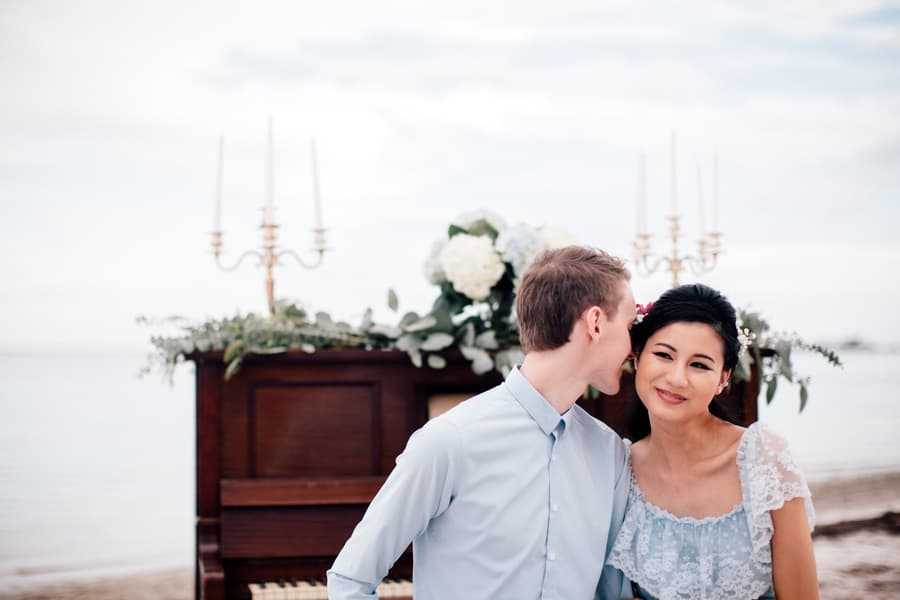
215;135;223;231
697;161;705;235
266;116;274;224
713;152;719;232
310;137;323;230
670;131;678;215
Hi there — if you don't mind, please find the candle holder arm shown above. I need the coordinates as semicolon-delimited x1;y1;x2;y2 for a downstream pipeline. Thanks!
215;250;264;272
277;248;326;270
632;253;668;278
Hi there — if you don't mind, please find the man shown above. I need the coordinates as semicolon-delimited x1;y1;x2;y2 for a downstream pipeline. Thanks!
327;246;636;599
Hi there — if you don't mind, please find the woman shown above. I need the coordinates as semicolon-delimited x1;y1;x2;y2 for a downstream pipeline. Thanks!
607;284;818;600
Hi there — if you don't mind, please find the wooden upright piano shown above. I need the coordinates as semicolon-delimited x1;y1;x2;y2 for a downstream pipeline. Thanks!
189;349;758;599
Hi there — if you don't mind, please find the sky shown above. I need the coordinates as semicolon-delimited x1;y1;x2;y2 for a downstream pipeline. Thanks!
1;0;899;353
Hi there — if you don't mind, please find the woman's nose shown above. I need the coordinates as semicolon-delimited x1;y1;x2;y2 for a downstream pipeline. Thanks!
666;362;688;387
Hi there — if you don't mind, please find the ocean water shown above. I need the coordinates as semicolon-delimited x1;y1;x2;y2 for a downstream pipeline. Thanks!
0;353;194;590
0;349;897;589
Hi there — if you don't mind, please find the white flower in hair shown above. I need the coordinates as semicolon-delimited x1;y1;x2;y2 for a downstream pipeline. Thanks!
738;327;757;356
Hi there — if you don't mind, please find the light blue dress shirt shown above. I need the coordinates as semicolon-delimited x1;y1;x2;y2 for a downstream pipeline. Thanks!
327;366;631;600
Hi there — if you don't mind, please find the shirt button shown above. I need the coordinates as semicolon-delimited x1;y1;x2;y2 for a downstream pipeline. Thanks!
552;504;559;512
548;552;557;561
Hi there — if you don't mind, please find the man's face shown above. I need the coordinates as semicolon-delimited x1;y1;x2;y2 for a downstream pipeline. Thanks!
589;280;636;395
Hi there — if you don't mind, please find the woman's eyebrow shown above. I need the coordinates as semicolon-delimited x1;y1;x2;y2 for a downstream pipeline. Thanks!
653;342;717;364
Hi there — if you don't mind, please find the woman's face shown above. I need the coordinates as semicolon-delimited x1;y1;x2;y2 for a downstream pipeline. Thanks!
634;321;731;423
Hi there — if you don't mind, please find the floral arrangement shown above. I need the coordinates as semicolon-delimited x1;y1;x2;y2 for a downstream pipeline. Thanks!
145;209;840;411
733;309;841;411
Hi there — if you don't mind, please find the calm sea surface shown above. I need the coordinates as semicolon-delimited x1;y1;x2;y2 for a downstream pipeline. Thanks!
0;350;897;588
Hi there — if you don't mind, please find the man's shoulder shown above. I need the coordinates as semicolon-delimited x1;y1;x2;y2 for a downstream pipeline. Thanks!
437;381;515;424
570;404;625;446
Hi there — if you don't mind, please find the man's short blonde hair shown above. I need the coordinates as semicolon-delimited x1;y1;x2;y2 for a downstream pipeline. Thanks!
515;246;630;353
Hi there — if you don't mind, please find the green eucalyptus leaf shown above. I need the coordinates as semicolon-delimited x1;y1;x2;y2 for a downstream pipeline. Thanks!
799;384;809;412
420;333;455;351
448;224;467;238
408;348;423;368
765;377;778;404
224;356;243;380
282;304;307;320
387;289;399;312
475;330;499;350
223;339;245;364
395;333;422;352
404;315;437;332
460;346;493;375
360;308;373;331
315;311;334;328
463;322;476;347
466;220;499;240
250;346;288;354
399;311;421;327
429;307;454;332
427;354;447;369
369;324;401;338
300;343;316;353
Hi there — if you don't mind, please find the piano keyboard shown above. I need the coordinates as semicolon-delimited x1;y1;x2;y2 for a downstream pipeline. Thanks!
249;578;413;599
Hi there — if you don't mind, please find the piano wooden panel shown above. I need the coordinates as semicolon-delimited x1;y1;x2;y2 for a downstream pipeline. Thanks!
189;349;758;600
250;383;379;477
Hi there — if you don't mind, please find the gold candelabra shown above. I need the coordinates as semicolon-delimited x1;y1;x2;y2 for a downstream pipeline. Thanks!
631;134;724;288
209;118;327;316
632;217;722;289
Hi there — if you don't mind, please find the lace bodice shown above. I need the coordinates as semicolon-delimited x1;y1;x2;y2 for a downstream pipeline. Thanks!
606;422;815;600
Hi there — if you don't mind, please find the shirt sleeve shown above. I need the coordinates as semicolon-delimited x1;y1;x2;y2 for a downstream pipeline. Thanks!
327;417;461;599
595;437;633;600
738;422;815;565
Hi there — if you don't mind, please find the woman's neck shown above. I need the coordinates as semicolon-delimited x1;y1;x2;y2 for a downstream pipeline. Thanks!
645;413;732;473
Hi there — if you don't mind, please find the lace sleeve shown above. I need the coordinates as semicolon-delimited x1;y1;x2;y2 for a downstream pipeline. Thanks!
738;422;816;564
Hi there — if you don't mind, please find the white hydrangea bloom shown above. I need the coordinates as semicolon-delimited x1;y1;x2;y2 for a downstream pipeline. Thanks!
495;223;546;277
423;239;447;284
439;234;506;301
452;209;507;233
539;225;579;250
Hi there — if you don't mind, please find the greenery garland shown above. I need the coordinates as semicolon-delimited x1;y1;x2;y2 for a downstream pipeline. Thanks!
144;211;842;412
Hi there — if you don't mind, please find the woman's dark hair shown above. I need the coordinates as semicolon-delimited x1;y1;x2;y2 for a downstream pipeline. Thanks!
628;283;742;440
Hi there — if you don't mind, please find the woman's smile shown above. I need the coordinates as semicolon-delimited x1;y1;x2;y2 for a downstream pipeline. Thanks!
655;387;687;405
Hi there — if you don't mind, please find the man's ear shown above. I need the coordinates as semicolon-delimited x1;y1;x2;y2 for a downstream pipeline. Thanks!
585;306;604;340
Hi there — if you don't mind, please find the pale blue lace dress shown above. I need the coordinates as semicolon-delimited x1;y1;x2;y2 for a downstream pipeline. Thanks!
606;422;815;600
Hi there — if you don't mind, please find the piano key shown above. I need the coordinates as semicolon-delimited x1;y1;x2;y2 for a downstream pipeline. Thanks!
251;578;412;599
248;582;265;600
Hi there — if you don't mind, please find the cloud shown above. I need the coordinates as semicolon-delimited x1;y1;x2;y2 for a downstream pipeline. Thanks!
1;0;899;350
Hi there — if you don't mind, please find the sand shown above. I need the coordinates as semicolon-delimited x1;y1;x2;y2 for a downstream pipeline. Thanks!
3;472;898;599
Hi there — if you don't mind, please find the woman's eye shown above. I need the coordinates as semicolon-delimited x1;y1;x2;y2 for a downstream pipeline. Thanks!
691;362;712;370
653;351;672;360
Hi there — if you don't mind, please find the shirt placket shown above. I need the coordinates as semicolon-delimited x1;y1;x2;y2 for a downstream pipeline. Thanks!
542;421;565;598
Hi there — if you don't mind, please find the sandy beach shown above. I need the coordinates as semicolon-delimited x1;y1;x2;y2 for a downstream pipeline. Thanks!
3;472;898;600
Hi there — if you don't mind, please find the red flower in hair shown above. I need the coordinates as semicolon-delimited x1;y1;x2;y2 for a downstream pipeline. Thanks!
633;302;654;325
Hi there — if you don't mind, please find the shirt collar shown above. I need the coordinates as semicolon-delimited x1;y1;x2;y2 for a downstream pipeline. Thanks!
505;366;572;436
